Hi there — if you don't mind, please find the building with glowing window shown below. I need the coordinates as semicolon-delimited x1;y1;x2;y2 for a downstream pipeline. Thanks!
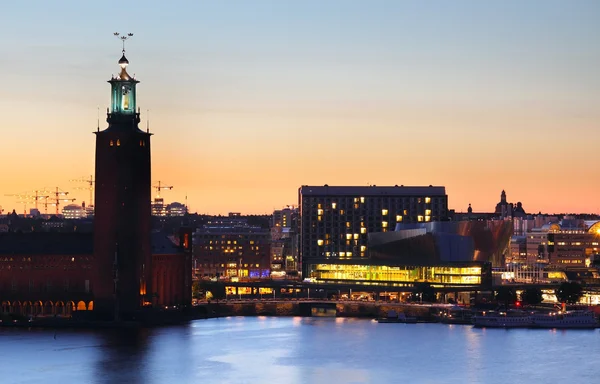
508;221;600;268
193;213;271;279
305;221;496;288
62;204;86;220
298;185;448;277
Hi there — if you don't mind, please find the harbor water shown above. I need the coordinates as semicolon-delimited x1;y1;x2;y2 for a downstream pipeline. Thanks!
1;316;599;384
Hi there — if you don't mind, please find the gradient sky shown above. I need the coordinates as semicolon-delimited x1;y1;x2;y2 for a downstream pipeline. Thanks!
1;0;599;215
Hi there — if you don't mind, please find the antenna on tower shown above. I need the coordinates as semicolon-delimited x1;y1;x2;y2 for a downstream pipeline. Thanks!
147;109;150;133
97;106;100;132
113;32;134;53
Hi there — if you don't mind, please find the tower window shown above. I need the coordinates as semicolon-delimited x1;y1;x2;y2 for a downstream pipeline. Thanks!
116;139;121;146
109;140;114;146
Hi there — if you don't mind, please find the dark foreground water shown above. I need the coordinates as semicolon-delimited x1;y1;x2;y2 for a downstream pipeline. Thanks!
1;317;599;384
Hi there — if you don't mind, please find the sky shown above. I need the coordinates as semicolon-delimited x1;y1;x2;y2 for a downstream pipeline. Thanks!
0;0;599;215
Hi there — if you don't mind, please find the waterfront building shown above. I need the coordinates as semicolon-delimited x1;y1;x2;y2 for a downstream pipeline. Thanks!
271;206;299;275
193;213;271;279
305;221;499;288
0;230;192;316
298;185;448;277
0;45;192;320
510;222;600;268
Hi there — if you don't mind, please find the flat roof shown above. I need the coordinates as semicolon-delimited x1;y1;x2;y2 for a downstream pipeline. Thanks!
299;185;446;196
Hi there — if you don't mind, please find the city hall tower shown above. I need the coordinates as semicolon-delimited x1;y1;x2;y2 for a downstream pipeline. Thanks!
93;36;152;320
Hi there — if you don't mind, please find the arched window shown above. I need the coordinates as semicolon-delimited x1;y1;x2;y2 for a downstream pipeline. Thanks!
110;140;114;146
116;139;121;146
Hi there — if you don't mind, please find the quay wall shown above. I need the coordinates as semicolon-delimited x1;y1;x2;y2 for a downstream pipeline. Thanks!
206;302;434;318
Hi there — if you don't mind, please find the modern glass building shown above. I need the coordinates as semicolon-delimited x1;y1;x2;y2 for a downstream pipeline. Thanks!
298;185;448;277
304;222;504;289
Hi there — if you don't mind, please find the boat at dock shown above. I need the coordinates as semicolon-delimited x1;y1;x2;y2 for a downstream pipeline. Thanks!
472;310;533;328
530;310;599;329
440;307;473;325
377;310;417;324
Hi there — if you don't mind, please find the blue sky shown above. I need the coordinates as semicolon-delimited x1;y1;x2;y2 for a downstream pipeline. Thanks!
1;0;599;214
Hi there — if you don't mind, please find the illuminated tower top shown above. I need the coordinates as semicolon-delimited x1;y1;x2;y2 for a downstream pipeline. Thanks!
107;32;140;126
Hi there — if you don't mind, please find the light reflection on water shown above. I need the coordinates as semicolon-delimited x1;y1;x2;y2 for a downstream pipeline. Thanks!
1;317;599;384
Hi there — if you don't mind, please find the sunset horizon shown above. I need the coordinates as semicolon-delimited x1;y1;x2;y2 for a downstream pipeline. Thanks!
2;0;598;216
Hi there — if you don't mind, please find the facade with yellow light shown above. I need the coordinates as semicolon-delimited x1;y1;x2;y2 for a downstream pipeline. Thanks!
299;185;448;278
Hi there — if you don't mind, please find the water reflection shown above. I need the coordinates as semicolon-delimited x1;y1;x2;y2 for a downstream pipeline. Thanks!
1;318;600;384
93;329;150;384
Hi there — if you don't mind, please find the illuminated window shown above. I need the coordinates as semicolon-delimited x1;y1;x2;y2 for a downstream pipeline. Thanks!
425;209;431;215
116;139;121;146
353;234;359;240
396;215;403;222
425;216;431;222
332;202;337;209
346;234;352;240
360;227;367;234
346;222;351;228
425;197;431;204
109;140;114;146
339;252;345;257
360;197;365;203
347;252;353;257
382;221;388;228
360;246;367;252
317;239;324;246
317;209;324;215
418;215;424;222
382;209;388;215
404;210;408;215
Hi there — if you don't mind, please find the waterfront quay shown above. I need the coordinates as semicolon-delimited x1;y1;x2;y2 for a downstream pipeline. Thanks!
199;279;600;302
199;299;449;319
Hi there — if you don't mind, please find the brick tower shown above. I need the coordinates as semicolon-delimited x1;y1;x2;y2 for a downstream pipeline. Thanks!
93;39;152;320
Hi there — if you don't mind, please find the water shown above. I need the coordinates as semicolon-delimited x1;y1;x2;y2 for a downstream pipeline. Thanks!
1;317;599;384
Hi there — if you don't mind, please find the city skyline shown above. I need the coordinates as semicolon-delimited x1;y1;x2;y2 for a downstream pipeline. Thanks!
1;0;599;215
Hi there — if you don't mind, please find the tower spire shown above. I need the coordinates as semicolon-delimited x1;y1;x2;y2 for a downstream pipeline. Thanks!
114;32;134;54
113;32;134;80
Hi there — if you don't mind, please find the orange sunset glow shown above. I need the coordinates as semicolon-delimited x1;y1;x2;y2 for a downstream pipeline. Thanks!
1;1;599;215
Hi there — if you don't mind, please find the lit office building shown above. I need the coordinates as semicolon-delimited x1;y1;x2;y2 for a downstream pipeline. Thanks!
306;222;495;288
509;222;600;268
298;185;448;276
62;204;87;219
166;202;186;217
193;213;271;279
272;207;295;228
151;197;167;216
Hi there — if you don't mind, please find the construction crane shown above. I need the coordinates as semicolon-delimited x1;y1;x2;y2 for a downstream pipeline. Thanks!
40;187;76;215
151;181;173;216
5;191;49;215
70;175;95;207
4;194;38;215
153;181;173;198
